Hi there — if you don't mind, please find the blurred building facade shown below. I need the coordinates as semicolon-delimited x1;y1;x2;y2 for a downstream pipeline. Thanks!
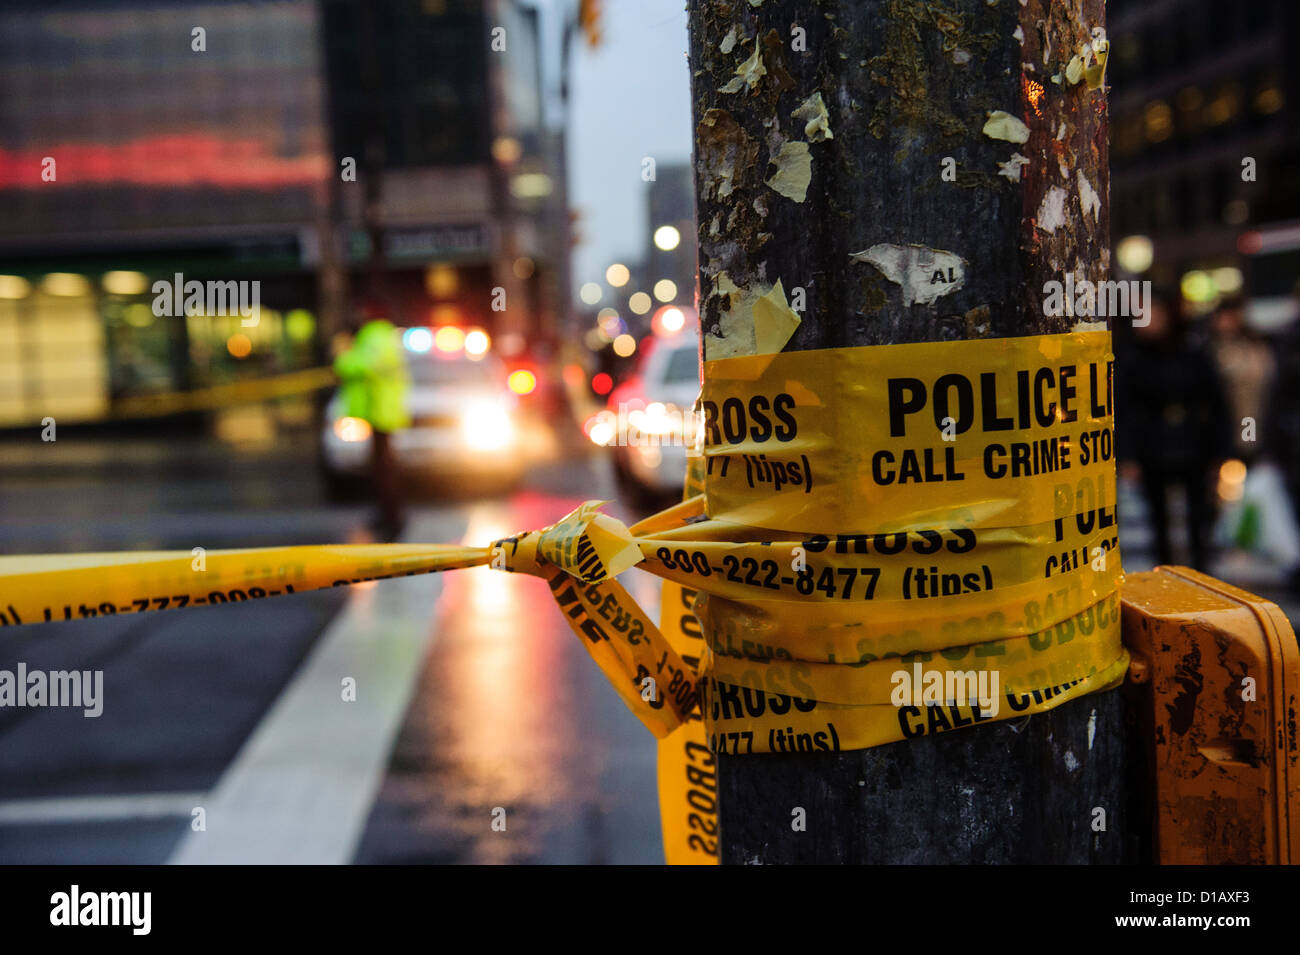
1109;0;1300;322
0;0;566;426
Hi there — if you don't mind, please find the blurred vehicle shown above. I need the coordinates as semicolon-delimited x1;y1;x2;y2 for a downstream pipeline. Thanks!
588;334;700;509
321;337;523;498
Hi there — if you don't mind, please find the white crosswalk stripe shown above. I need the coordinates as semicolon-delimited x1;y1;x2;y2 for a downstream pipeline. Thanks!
168;510;466;864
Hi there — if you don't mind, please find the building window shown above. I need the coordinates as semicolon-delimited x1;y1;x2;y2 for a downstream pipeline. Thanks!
1144;100;1175;144
1205;81;1244;128
1253;73;1285;116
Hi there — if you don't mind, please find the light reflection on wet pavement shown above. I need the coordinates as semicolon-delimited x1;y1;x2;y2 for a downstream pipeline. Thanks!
353;488;663;864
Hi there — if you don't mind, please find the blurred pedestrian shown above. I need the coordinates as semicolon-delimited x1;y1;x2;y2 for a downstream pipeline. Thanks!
1210;296;1274;465
1116;289;1232;570
334;315;411;540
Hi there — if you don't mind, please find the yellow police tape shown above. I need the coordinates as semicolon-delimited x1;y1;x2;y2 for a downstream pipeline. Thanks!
0;331;1127;866
112;367;336;421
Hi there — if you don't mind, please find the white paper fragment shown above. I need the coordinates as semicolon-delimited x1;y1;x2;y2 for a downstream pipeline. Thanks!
791;92;833;142
1065;53;1085;85
752;280;802;354
997;152;1030;182
982;110;1030;143
1037;186;1068;234
850;243;968;306
704;282;755;359
719;45;765;94
1013;25;1024;43
1056;122;1067;141
765;141;811;202
703;276;799;358
952;48;971;64
720;26;738;54
715;271;740;309
1078;171;1101;221
1085;41;1109;89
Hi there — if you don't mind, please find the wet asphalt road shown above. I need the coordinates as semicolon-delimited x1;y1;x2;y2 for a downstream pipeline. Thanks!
0;430;663;864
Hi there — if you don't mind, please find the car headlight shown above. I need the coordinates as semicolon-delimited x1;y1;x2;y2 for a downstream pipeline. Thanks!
461;400;515;451
586;410;616;446
333;416;372;442
639;402;682;437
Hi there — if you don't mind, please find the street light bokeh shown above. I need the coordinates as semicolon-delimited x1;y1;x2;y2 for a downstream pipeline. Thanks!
605;263;630;287
653;225;681;251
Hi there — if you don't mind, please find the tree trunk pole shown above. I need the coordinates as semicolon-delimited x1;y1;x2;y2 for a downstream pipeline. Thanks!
687;0;1136;863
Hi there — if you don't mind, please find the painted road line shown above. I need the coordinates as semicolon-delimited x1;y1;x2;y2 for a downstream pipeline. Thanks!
0;791;206;825
169;509;466;865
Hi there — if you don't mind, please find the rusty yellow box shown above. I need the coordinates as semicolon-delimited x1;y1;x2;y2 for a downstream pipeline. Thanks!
1122;566;1299;864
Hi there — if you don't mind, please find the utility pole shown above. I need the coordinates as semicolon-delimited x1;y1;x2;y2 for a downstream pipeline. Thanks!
687;0;1134;862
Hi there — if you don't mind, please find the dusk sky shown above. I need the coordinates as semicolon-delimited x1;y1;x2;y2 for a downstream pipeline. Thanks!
530;0;694;299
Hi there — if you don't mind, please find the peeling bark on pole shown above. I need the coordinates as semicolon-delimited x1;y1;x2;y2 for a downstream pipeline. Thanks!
687;0;1137;862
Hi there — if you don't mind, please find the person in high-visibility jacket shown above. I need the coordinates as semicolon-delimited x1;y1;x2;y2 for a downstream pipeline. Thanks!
334;318;411;538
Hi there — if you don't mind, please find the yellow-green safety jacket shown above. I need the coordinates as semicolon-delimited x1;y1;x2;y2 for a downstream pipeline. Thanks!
333;319;411;433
